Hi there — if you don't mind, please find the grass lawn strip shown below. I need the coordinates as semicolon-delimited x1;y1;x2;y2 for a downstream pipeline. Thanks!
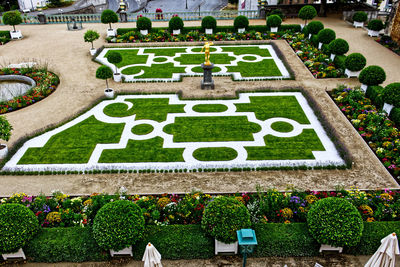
193;147;238;161
96;45;290;82
192;104;228;113
4;93;344;172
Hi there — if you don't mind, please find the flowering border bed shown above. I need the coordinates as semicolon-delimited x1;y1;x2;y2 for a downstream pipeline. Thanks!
0;67;60;114
375;36;400;56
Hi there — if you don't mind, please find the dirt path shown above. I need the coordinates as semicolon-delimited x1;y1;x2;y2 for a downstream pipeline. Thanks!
0;17;398;196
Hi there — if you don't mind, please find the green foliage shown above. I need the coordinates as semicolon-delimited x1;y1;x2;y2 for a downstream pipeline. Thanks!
366;85;384;108
307;198;363;247
383;82;400;106
0;116;12;141
100;9;118;28
298;5;317;24
368;19;384;31
253;223;319;257
193;147;238;161
345;53;366;71
333;55;346;70
328;38;349;55
95;65;113;80
389;107;400;126
137;16;152;31
2;11;22;31
83;30;100;49
24;227;108;262
192;104;228;112
168;16;184;31
201;16;217;31
234;15;249;30
201;196;250;243
268;9;285;19
106;51;122;65
132;225;214;260
317;28;336;45
0;204;39;253
359;65;386;86
307;21;324;35
93;200;145;250
267;15;282;28
353;11;368;22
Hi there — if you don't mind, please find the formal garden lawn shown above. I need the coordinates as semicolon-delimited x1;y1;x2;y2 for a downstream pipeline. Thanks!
97;45;291;81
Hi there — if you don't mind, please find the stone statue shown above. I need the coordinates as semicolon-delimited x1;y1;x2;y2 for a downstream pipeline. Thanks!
201;41;214;65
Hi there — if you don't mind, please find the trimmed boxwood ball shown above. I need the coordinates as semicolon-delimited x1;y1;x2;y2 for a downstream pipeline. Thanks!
359;65;386;86
383;83;400;107
267;15;282;28
234;15;249;30
345;53;366;71
353;11;368;22
101;9;118;29
298;5;317;25
169;16;184;31
106;51;122;73
334;55;346;70
0;204;39;253
307;198;363;247
93;200;145;251
389;107;400;125
201;16;217;31
328;38;349;55
2;11;22;32
201;196;250;243
307;21;324;35
368;19;384;31
137;17;152;31
317;28;336;44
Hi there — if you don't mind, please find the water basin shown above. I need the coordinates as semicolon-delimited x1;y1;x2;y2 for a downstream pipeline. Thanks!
0;75;36;102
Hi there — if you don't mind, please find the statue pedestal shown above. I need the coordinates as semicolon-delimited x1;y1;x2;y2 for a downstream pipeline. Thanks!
201;63;214;90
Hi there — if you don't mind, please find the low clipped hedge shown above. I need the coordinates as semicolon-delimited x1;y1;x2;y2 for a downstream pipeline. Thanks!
366;85;385;109
389;107;400;126
359;65;386;86
345;53;366;71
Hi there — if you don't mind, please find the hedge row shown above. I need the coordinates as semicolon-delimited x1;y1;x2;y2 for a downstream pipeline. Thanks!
0;31;11;38
116;24;301;36
23;222;400;262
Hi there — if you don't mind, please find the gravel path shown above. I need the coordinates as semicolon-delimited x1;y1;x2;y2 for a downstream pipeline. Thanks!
0;17;398;196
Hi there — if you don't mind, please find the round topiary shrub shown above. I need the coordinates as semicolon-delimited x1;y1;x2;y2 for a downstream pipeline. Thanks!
101;9;118;29
0;204;39;253
267;15;282;28
389;107;400;125
317;28;336;45
328;38;349;55
307;21;324;35
201;197;251;243
359;65;386;86
2;11;22;32
201;16;217;31
93;200;145;251
383;83;400;107
368;19;384;31
234;15;249;30
307;198;363;247
169;16;184;32
352;11;367;22
136;16;152;31
345;53;366;71
298;5;317;25
106;51;122;73
84;30;100;49
0;116;12;143
96;65;113;88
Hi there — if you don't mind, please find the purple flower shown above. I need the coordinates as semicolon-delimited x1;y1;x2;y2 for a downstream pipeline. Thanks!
42;204;50;213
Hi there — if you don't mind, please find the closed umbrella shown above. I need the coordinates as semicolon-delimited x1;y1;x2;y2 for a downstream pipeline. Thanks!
142;242;162;267
365;233;400;267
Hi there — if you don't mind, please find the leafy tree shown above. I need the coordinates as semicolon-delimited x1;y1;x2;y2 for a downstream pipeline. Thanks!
2;11;22;32
106;51;122;74
298;5;317;25
96;66;113;88
83;30;100;49
101;9;118;29
0;116;12;143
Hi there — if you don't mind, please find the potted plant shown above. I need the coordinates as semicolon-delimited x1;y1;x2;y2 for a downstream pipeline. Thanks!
101;9;118;37
344;53;366;77
317;28;335;49
84;30;100;56
0;116;12;159
96;65;114;98
307;198;363;253
2;11;23;39
234;15;249;33
0;204;39;260
201;197;251;255
93;200;145;257
155;8;163;20
137;16;152;35
367;19;384;37
358;65;386;93
382;82;400;115
168;15;184;35
306;20;324;39
298;5;317;28
106;51;123;82
352;11;367;28
202;16;217;35
267;14;282;33
327;38;349;61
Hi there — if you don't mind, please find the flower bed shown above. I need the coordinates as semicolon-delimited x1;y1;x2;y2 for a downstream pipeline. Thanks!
3;187;400;228
0;67;60;114
285;33;345;78
331;85;400;179
375;35;400;56
0;31;11;45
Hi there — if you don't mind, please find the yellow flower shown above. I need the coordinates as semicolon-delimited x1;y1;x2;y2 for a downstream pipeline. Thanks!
282;208;293;219
380;193;393;201
359;205;373;216
157;197;171;208
83;199;93;206
284;220;291;224
357;114;367;120
366;217;375;222
235;196;245;204
305;195;317;204
46;212;62;223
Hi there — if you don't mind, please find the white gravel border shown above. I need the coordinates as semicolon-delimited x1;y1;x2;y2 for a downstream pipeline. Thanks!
3;92;345;172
